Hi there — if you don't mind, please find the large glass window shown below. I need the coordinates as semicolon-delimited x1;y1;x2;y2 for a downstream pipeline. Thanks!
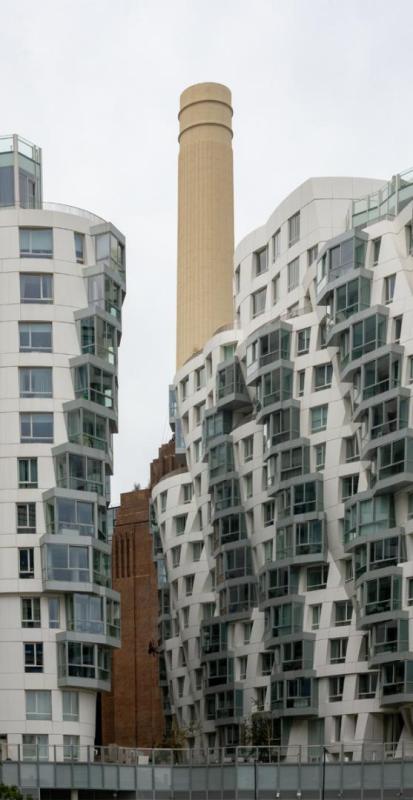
19;321;52;351
19;367;52;398
45;543;89;583
20;412;53;443
56;453;104;495
80;316;116;364
74;364;114;409
95;232;125;274
22;734;48;762
20;273;53;303
88;273;123;320
20;228;53;258
62;691;79;721
68;408;108;453
48;497;95;537
25;690;51;719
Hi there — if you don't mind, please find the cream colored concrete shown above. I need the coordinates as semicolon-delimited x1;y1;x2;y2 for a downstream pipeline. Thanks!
176;82;234;368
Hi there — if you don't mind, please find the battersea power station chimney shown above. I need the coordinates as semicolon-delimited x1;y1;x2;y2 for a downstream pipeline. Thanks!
176;82;235;369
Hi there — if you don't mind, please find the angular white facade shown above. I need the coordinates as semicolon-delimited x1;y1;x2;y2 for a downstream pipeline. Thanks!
0;135;124;761
152;171;413;754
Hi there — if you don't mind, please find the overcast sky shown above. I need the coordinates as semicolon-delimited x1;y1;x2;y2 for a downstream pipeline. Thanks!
2;0;413;503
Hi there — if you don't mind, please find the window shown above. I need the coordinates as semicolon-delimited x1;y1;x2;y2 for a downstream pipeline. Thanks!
255;247;268;276
261;652;273;676
372;238;381;265
329;676;345;702
314;443;326;471
272;274;280;304
19;367;52;398
239;656;247;680
182;607;189;628
74;232;85;264
22;734;48;761
21;597;40;628
194;402;205;426
263;540;273;562
334;600;352;626
307;244;318;266
48;597;60;629
243;436;253;462
19;548;34;578
272;229;280;260
406;224;413;255
183;484;193;504
160;491;167;513
297;328;310;355
358;672;378;699
195;366;205;390
288;212;300;246
18;458;38;489
175;515;187;535
345;435;359;463
193;439;201;462
314;364;332;391
341;475;359;500
384;274;396;304
192;542;203;562
235;265;240;293
20;228;53;258
16;502;36;533
180;377;188;401
243;622;253;644
24;642;43;673
311;605;321;630
263;501;275;527
171;546;181;568
95;232;125;274
330;638;348;664
20;412;53;443
311;405;328;433
394;316;402;343
19;322;52;352
298;370;305;397
26;690;51;720
64;735;80;762
252;287;266;317
287;257;299;291
307;565;328;591
185;575;194;595
319;322;327;349
244;473;253;498
20;273;53;303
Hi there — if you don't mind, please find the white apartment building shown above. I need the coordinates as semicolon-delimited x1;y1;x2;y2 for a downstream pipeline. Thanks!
0;135;124;761
151;170;413;755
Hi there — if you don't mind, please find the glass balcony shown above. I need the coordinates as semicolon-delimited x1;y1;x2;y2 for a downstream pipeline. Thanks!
256;367;293;416
260;566;299;602
58;641;111;687
344;493;395;546
277;479;323;520
216;360;250;410
246;323;291;383
339;312;387;372
266;601;303;640
276;518;325;562
203;410;233;452
55;452;105;496
316;232;367;300
351;168;413;228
